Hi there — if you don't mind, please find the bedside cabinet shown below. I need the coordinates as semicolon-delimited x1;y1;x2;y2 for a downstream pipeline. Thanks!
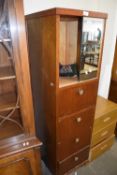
90;96;117;161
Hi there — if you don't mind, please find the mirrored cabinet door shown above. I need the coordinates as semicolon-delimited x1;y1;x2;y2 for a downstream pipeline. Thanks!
59;16;105;87
0;0;24;140
80;17;104;80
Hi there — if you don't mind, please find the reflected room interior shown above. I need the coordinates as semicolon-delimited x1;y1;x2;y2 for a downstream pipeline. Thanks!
59;17;104;87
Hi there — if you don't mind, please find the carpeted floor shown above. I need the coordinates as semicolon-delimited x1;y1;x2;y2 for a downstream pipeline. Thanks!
42;139;117;175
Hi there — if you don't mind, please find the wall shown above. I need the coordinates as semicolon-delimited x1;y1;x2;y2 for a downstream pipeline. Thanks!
23;0;117;98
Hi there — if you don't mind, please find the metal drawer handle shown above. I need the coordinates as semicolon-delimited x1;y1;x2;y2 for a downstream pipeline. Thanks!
100;144;107;150
74;156;79;161
76;117;82;123
103;117;111;123
101;131;108;137
76;88;84;95
75;138;80;143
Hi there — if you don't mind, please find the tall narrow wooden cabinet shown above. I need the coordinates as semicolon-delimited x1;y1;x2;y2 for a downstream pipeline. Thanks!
0;0;42;174
26;8;107;175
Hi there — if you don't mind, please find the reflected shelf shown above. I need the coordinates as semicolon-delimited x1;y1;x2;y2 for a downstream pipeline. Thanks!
80;64;98;74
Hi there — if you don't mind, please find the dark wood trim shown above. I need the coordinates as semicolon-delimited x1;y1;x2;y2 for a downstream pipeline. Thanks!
0;136;42;159
26;8;108;19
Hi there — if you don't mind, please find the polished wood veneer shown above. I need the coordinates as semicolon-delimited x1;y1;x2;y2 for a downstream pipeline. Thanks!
58;147;89;175
58;107;94;160
26;8;107;174
58;80;98;116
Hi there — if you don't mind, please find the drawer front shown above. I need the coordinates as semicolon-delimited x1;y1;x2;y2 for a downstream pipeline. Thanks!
90;135;114;161
58;80;98;117
58;148;89;175
58;107;94;160
93;110;117;133
72;81;98;114
92;123;116;147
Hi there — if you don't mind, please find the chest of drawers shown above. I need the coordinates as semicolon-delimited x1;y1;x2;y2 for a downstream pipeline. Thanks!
58;106;95;161
90;96;117;161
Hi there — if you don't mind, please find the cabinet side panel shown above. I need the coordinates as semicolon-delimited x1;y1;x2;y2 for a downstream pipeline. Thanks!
0;148;42;175
26;15;57;172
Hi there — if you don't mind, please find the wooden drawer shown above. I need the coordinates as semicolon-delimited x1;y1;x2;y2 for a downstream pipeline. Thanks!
90;135;114;161
58;147;89;175
58;107;94;160
92;123;116;147
93;110;117;133
58;80;98;117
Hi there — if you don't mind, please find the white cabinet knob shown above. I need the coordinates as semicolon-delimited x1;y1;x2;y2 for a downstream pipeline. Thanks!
76;117;82;123
74;156;79;161
50;82;54;87
76;88;84;95
75;138;80;143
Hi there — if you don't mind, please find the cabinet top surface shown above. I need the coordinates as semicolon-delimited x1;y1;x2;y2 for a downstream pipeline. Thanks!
26;7;108;19
95;96;117;119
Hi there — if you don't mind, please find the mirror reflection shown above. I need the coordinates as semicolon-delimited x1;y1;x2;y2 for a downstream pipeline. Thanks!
59;17;104;87
80;17;104;80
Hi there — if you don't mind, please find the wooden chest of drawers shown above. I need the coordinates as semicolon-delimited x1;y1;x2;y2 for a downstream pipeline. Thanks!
26;8;107;175
58;107;95;160
90;96;117;161
90;135;114;161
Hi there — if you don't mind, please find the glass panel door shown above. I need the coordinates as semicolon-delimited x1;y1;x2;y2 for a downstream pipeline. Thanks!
0;0;24;140
80;17;104;80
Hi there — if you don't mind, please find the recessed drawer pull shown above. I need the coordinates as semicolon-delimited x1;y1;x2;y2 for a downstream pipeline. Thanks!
76;88;84;95
76;117;82;123
74;156;79;161
103;117;111;123
101;131;108;137
100;144;107;150
75;138;80;143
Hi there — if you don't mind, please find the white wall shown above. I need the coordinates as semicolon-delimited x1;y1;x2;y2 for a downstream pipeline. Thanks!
23;0;117;98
